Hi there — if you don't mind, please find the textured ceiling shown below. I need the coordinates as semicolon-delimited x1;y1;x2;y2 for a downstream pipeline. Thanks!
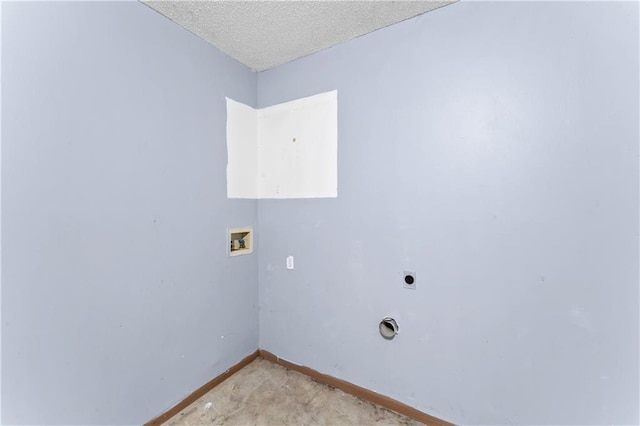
143;1;454;71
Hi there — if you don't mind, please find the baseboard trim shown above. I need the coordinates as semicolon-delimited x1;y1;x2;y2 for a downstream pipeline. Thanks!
259;349;453;426
145;350;260;426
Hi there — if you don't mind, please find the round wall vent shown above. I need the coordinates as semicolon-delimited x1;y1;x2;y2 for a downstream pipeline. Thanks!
379;317;399;340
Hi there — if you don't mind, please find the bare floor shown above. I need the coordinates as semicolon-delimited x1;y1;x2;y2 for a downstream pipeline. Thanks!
167;358;421;425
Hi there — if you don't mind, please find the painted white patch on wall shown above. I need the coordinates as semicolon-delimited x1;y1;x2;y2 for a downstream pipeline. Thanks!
257;91;338;198
226;98;258;198
226;91;337;199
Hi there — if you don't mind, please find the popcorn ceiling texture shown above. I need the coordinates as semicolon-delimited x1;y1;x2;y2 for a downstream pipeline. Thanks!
142;1;453;71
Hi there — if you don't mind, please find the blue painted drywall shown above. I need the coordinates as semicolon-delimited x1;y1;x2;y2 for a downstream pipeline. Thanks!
257;2;639;424
3;1;639;424
1;2;258;423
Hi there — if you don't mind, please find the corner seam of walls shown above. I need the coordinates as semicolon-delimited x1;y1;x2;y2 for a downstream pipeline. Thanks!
252;69;261;350
0;1;3;421
256;187;262;349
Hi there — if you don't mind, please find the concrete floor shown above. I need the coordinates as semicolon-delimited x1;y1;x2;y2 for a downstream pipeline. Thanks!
167;358;421;425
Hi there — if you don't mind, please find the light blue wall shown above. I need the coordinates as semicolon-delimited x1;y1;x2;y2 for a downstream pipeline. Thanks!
257;2;639;424
3;1;639;425
2;2;258;424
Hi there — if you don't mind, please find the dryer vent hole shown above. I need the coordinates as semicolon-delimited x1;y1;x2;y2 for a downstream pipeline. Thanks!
379;317;399;340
